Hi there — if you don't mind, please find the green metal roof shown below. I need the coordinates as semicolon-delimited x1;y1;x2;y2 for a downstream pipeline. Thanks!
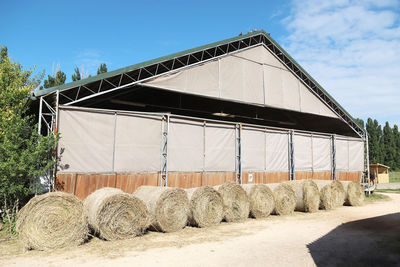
32;30;363;135
32;30;263;98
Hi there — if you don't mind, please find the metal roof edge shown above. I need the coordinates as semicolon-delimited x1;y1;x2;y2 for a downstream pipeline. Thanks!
31;30;263;98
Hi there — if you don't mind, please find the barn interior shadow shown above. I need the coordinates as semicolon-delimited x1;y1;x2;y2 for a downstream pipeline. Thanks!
307;213;400;267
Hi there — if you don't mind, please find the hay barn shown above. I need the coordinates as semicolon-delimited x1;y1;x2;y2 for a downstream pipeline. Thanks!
32;30;367;199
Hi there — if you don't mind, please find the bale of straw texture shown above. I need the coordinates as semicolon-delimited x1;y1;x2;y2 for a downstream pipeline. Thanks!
214;182;250;222
266;183;296;215
133;186;189;232
241;184;275;218
284;180;320;213
341;181;365;206
331;180;346;207
84;187;152;241
313;180;336;210
185;186;224;227
16;192;88;251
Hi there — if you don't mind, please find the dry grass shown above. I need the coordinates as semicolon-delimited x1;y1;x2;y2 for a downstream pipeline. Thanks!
215;182;250;222
134;186;189;233
84;187;152;241
16;192;88;251
186;186;224;227
241;184;275;218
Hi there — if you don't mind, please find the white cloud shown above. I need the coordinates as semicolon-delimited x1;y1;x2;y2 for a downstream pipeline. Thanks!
281;0;400;127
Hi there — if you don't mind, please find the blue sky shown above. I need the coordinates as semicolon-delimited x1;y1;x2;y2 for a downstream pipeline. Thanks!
1;0;399;127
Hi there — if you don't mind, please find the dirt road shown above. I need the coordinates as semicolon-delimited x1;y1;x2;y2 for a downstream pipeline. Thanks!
1;193;399;267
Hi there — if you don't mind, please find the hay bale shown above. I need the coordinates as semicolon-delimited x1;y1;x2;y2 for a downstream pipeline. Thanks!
133;186;189;232
84;187;152;241
241;184;275;218
341;181;365;206
331;180;346;207
186;186;224;227
267;183;296;215
16;192;88;251
214;182;250;222
285;180;320;213
313;180;335;210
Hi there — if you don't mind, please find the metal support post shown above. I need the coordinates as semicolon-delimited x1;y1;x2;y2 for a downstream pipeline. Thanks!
331;135;337;180
289;130;295;180
160;115;169;187
38;97;43;134
235;124;242;184
365;130;370;195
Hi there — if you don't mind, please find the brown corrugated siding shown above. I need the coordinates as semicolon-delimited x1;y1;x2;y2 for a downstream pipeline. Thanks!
337;172;361;181
57;171;360;199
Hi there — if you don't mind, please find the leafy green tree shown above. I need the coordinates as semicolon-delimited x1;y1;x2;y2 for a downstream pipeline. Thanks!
366;118;381;163
71;67;81;81
43;70;66;88
97;63;107;75
0;46;56;233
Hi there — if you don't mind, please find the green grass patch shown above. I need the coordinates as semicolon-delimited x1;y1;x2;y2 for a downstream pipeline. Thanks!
389;171;400;183
375;189;400;194
364;193;391;203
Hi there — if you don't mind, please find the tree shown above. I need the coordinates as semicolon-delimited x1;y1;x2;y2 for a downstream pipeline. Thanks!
366;118;380;163
0;46;56;233
393;125;400;170
97;63;107;75
43;70;66;88
354;118;364;129
381;122;396;169
71;67;81;81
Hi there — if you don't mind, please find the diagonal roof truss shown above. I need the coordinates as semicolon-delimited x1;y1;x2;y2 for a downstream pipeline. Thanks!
32;30;365;138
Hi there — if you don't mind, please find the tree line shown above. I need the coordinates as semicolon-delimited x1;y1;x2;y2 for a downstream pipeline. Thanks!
41;63;108;89
356;118;400;171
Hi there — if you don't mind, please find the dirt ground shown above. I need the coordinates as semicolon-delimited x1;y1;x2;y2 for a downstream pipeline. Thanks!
1;193;399;267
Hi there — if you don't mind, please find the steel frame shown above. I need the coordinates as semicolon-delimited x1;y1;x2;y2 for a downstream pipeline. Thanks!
38;32;364;138
235;124;242;184
160;115;169;186
331;135;337;180
289;130;295;180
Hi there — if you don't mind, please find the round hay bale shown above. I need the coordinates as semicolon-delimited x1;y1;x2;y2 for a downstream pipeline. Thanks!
186;186;224;227
16;192;88;251
84;187;152;241
241;184;275;218
285;180;320;213
341;181;365;206
133;186;189;232
331;180;346;207
214;182;250;222
267;183;296;215
313;180;336;210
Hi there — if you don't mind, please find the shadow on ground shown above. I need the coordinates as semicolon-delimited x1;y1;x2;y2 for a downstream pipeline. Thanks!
307;213;400;267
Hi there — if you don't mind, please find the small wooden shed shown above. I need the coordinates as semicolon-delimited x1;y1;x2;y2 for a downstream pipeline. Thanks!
369;163;390;183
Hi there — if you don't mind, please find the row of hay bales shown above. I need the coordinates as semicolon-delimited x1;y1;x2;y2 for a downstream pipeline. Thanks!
16;180;364;251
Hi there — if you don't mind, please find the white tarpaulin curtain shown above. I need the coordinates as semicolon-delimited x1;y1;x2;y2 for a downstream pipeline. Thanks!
312;135;331;172
336;138;349;171
205;123;235;171
242;127;266;171
58;109;116;173
168;118;204;172
349;139;364;171
293;133;313;171
114;114;161;172
266;131;289;172
144;45;339;119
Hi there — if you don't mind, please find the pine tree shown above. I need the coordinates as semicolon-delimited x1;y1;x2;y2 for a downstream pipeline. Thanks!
393;125;400;170
382;122;396;168
43;70;66;88
366;118;379;163
97;63;107;75
71;67;81;81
